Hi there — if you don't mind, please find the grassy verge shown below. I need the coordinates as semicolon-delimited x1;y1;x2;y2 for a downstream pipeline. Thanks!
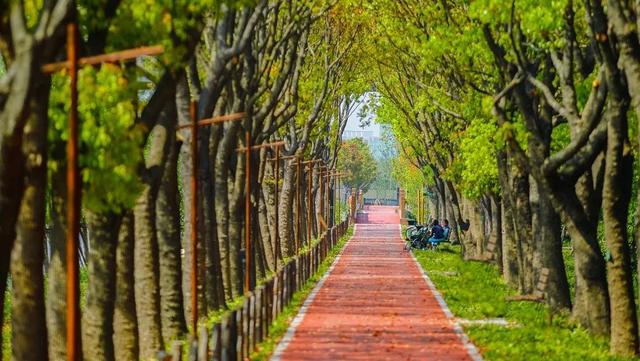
249;225;354;361
2;282;11;361
413;244;635;361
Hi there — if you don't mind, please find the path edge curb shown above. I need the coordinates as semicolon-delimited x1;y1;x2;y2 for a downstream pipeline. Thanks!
401;224;484;361
270;224;358;360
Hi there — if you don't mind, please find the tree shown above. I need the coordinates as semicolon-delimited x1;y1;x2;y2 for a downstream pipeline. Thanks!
338;138;377;192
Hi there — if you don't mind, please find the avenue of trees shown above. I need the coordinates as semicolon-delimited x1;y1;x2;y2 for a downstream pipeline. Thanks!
0;1;367;360
6;0;640;359
352;0;640;357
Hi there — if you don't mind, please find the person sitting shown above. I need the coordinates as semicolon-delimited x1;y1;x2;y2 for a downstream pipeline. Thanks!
442;219;451;240
428;219;445;248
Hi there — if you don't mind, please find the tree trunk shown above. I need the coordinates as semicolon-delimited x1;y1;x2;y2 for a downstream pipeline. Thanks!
46;166;67;361
204;128;225;312
501;201;519;286
10;81;49;361
213;153;232;300
0;138;22;342
491;194;503;271
134;185;164;358
229;153;245;296
602;95;638;356
134;103;179;357
156;136;187;342
259;182;276;271
113;213;139;361
83;211;121;361
278;161;296;257
510;162;533;294
214;124;241;299
534;179;571;311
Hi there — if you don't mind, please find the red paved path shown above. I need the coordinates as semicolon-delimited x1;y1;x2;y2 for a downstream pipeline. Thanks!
273;206;478;360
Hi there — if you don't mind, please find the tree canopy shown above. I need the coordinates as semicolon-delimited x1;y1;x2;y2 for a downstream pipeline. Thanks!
338;137;377;192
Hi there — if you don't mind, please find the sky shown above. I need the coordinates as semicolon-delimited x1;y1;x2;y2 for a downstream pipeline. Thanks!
344;93;380;138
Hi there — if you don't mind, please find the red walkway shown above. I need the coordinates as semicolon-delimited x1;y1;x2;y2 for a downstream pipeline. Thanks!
272;206;480;360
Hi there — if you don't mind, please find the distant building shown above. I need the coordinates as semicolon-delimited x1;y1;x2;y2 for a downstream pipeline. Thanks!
342;129;392;160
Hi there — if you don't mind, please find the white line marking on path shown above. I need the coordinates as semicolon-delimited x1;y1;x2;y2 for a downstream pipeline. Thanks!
270;224;357;361
401;224;484;361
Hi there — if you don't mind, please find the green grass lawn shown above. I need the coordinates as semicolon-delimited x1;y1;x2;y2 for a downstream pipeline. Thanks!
2;282;11;361
413;244;637;361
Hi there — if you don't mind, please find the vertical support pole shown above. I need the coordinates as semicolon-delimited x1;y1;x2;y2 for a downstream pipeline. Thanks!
66;22;81;361
244;130;251;294
417;188;421;224
274;145;280;268
323;172;327;230
421;184;424;223
337;177;340;223
323;174;327;231
332;175;336;226
327;174;332;228
307;163;313;245
319;170;324;233
190;101;199;334
295;157;301;254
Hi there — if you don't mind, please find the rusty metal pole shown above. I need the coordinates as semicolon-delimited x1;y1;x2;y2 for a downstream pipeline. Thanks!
296;157;301;253
66;22;81;361
324;174;328;231
307;162;313;244
418;188;424;224
331;175;336;226
189;101;198;334
337;177;341;223
327;174;331;228
274;145;280;268
244;130;251;294
319;170;324;233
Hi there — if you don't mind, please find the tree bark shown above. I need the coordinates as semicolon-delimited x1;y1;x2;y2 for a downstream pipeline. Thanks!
278;161;296;257
134;111;176;357
156;135;187;342
113;213;139;361
10;80;49;361
83;211;121;361
534;179;571;311
46;165;67;361
134;184;164;358
602;93;638;356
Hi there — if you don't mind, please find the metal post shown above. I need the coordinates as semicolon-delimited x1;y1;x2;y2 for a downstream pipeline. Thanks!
327;174;331;228
274;145;280;268
337;177;341;223
244;130;251;294
421;188;424;223
66;22;81;361
189;101;198;334
332;175;336;226
296;157;301;253
420;184;424;223
319;170;324;233
307;163;313;244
